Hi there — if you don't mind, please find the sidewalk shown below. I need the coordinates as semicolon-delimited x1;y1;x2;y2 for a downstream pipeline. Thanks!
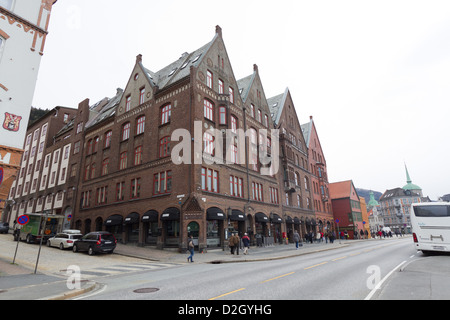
114;239;354;264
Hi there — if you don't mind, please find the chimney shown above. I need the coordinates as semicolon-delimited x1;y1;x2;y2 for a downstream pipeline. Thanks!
253;64;258;73
136;54;142;63
310;116;313;120
216;25;222;37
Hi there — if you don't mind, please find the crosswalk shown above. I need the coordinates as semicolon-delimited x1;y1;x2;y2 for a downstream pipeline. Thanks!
59;262;184;279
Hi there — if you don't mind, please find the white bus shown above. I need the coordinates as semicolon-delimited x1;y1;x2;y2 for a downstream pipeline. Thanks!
411;202;450;254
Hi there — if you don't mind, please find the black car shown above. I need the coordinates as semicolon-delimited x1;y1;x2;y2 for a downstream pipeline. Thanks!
0;223;9;234
72;231;117;255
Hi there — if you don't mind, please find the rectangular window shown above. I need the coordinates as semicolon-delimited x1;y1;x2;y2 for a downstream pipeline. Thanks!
252;182;263;201
122;123;130;141
202;168;219;193
139;88;145;105
219;106;227;124
81;191;91;208
96;186;108;205
159;136;170;158
136;116;145;135
207;70;213;89
116;182;125;201
119;152;127;170
102;158;109;176
125;95;131;112
250;104;255;118
218;79;224;94
161;104;172;125
134;146;143;165
130;178;141;199
203;132;215;156
153;171;172;195
231;116;237;134
229;87;234;104
104;131;112;148
204;99;214;121
269;187;279;204
230;176;243;198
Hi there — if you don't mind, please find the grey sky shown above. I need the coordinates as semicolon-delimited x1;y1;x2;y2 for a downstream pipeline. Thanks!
32;0;450;199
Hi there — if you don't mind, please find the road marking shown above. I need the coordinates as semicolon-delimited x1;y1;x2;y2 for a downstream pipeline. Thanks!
209;288;246;301
261;272;295;283
332;256;347;262
364;261;407;300
304;262;328;270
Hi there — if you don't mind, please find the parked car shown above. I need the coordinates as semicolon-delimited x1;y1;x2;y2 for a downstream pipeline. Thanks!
47;230;83;250
72;231;117;255
0;223;9;234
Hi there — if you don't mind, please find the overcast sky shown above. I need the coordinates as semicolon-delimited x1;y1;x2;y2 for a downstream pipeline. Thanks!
32;0;450;200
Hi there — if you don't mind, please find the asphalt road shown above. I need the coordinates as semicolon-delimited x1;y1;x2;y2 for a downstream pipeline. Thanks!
76;237;417;300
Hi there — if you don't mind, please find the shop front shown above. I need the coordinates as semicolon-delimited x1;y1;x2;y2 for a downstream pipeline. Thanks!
271;214;283;243
124;212;140;244
105;214;123;243
160;207;180;248
228;209;246;237
206;207;225;248
142;210;158;246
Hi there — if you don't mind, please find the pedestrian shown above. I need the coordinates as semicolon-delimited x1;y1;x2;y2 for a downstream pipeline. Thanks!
242;233;250;255
316;232;321;243
293;231;300;249
187;235;195;263
230;232;239;255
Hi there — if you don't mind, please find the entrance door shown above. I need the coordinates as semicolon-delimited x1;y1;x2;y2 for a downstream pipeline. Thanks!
187;221;199;247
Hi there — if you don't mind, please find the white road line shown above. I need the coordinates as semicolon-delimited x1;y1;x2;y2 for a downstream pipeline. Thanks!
364;261;407;300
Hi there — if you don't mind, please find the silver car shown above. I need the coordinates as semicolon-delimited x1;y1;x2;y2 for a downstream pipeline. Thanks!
47;230;83;250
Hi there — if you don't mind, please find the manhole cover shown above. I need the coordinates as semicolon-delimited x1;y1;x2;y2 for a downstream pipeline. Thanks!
133;288;159;294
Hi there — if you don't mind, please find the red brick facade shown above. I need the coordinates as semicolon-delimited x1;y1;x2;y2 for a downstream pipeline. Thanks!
7;26;334;252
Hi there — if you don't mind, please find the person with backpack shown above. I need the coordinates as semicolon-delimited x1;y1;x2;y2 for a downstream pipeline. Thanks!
242;233;250;255
187;235;195;263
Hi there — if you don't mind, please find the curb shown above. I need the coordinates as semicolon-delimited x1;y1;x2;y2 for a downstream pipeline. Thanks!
44;280;98;300
208;243;350;264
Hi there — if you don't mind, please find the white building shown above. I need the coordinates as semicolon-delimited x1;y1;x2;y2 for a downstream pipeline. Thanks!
0;0;57;149
0;0;57;221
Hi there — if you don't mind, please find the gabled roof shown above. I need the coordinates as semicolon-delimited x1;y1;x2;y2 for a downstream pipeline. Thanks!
85;88;123;129
266;88;289;126
329;180;359;200
140;35;217;91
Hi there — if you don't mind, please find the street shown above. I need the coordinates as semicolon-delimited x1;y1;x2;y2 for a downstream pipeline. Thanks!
1;234;450;301
76;237;416;300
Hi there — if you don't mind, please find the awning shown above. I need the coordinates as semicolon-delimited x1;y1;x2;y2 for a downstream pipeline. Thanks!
255;212;269;223
104;215;123;226
294;217;301;225
285;216;293;224
207;207;226;221
124;212;139;225
229;210;245;222
160;207;180;221
271;214;283;224
142;210;158;222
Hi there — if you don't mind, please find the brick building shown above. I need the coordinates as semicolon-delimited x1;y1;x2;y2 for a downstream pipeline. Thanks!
267;88;315;241
301;116;334;234
7;26;333;252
